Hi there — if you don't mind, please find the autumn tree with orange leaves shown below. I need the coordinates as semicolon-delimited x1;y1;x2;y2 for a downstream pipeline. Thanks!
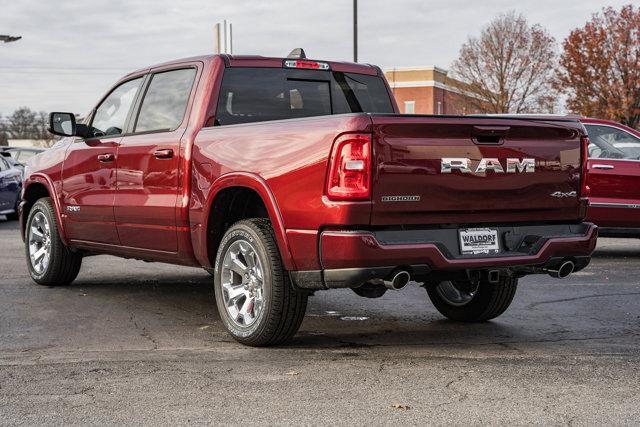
450;11;557;114
556;5;640;129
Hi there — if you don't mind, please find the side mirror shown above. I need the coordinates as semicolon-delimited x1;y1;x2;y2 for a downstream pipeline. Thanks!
48;112;92;138
49;112;76;137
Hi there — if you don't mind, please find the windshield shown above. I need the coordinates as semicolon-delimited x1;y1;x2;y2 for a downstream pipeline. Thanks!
214;67;394;126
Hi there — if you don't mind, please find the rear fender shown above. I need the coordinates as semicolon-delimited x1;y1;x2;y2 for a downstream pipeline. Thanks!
199;172;294;270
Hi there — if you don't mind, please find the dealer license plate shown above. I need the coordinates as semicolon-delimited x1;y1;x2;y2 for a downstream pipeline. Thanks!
459;228;500;255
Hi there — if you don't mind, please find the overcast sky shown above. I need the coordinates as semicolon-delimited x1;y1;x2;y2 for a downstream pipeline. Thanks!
0;0;631;115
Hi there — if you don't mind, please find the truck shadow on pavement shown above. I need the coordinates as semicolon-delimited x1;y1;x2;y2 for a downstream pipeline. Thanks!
61;270;623;353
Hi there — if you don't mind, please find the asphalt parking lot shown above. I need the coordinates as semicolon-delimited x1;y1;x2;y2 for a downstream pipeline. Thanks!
1;218;639;425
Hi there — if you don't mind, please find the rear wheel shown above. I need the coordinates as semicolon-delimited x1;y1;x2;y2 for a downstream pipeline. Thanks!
426;277;517;322
25;198;82;286
213;219;307;346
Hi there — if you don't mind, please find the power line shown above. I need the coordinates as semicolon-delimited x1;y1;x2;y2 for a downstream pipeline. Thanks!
0;65;132;70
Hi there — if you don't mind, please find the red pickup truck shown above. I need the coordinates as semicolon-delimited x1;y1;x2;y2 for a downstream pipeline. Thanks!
21;53;597;346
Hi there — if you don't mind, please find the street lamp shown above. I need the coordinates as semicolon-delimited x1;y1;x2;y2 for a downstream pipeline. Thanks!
353;0;357;62
1;35;22;43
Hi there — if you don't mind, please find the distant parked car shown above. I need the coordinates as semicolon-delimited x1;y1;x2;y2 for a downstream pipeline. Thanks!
469;114;640;238
0;155;22;220
0;151;26;174
3;147;45;164
581;118;640;237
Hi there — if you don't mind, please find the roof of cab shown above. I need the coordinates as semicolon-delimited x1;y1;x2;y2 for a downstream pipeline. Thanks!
123;54;379;79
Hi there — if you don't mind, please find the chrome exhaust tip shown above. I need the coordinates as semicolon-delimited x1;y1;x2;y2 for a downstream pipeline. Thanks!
548;260;575;279
383;271;410;290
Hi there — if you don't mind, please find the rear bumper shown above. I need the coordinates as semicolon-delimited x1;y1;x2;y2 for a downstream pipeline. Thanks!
290;223;597;290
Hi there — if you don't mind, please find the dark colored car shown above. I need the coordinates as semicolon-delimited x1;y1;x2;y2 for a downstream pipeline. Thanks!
20;53;596;346
581;118;640;237
0;155;22;220
0;152;25;177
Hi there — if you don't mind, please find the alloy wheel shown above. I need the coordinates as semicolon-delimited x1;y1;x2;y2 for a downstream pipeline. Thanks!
28;211;51;275
220;239;265;327
435;281;478;307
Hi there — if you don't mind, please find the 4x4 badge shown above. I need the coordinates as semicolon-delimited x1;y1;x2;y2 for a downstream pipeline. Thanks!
550;191;577;198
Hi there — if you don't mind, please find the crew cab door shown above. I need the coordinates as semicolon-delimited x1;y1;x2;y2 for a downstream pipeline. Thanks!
114;66;198;252
61;76;143;244
585;124;640;228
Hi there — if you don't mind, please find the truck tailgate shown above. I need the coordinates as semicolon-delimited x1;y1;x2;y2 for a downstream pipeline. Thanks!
370;115;586;226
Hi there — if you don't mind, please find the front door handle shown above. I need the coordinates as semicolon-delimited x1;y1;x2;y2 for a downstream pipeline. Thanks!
97;153;115;163
592;164;614;170
154;149;174;159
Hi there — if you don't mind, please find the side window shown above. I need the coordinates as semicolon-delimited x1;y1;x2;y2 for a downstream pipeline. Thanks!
586;125;640;160
91;77;143;137
134;68;196;133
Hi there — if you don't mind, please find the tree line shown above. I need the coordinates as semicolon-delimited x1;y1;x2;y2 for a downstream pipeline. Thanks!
451;4;639;129
0;107;53;147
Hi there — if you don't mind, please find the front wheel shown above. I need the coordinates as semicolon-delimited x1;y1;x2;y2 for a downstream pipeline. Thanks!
213;219;307;346
25;198;82;286
425;276;518;322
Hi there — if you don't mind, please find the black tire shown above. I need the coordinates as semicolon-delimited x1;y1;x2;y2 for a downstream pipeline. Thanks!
25;198;82;286
213;219;307;346
426;277;518;322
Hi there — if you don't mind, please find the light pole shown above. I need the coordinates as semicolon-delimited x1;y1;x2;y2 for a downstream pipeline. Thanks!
1;35;22;43
353;0;358;62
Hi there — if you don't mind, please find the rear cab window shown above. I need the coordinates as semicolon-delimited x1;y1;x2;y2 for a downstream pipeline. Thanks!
214;67;394;126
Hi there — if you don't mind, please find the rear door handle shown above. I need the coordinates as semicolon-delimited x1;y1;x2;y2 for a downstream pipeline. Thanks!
592;164;614;170
97;153;115;163
154;149;174;159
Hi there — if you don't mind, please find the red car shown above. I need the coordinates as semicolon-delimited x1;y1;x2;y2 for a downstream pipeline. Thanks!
20;53;596;346
582;118;640;237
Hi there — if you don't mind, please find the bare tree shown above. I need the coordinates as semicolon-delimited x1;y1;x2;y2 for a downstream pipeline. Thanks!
555;5;640;129
1;107;55;147
3;107;38;139
450;11;558;113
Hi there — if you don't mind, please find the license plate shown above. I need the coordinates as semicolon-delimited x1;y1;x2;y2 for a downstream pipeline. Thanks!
459;228;500;255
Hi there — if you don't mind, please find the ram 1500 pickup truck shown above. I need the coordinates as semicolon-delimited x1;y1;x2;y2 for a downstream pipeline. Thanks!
21;53;597;346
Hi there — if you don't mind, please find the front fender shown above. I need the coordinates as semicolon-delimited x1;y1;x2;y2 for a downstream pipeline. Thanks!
21;174;68;245
195;172;295;270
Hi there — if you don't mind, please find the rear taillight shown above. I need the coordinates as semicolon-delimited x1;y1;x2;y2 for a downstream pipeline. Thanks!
580;135;591;197
326;134;371;201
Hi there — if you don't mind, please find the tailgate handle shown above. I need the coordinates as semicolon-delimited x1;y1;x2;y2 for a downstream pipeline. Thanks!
472;125;510;145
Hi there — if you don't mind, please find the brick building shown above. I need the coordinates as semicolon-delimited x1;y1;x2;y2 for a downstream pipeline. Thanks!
384;66;484;115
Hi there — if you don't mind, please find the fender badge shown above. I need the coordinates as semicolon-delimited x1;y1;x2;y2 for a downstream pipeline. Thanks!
66;205;81;212
550;191;577;198
381;195;421;202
